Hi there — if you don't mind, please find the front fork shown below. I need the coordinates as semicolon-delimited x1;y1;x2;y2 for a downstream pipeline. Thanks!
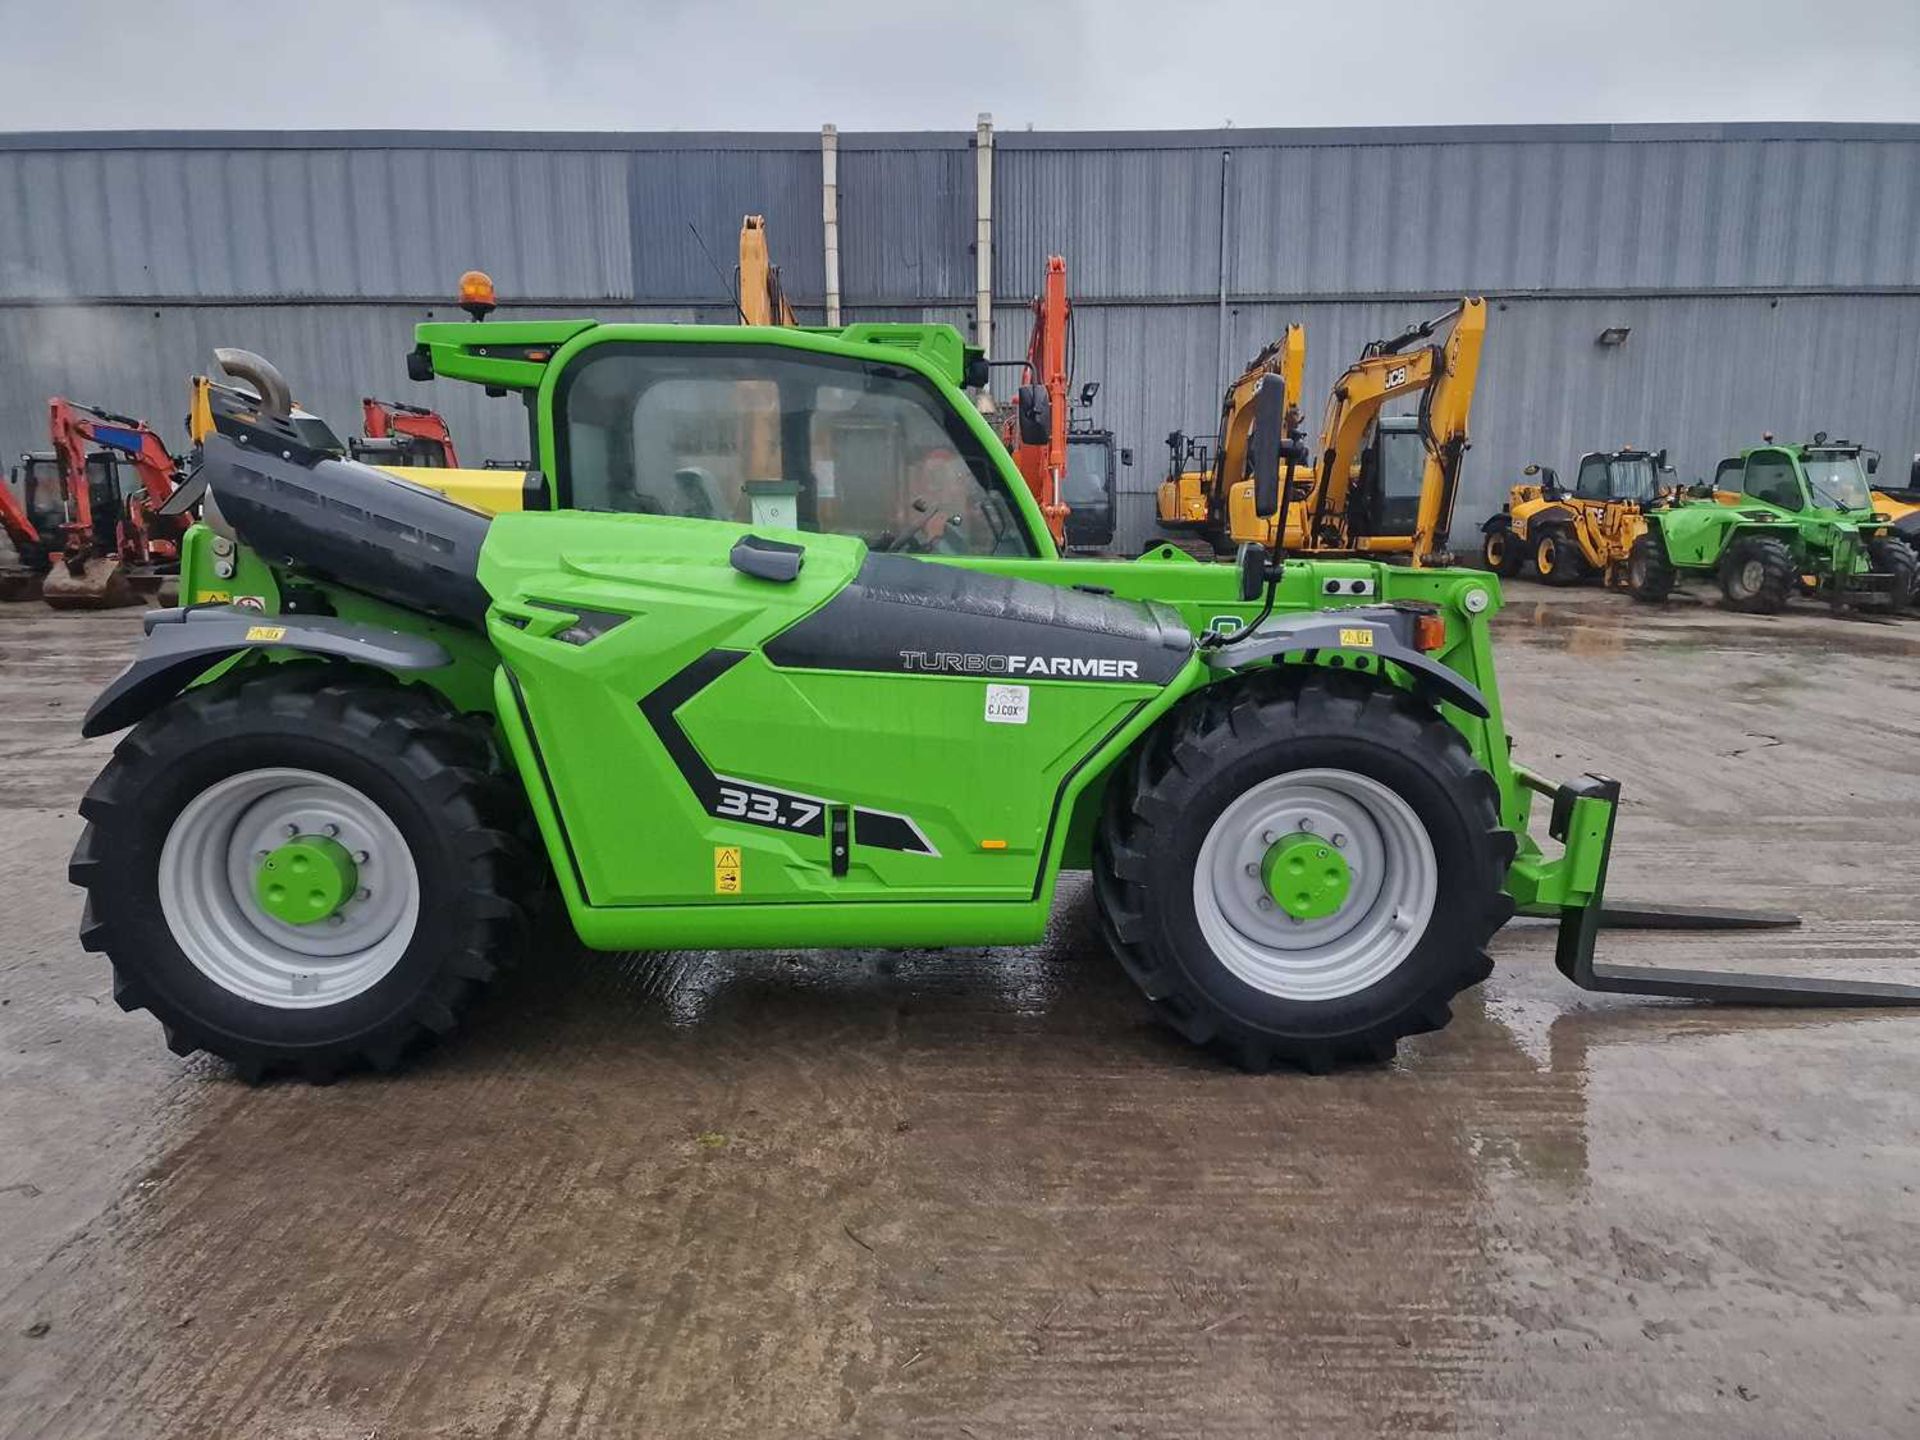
1504;768;1920;1005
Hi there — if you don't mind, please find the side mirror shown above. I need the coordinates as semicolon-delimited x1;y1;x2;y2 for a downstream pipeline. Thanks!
1120;448;1134;468
1234;542;1269;602
1656;448;1669;470
1865;451;1880;475
1911;454;1920;489
1248;375;1308;518
1017;384;1050;446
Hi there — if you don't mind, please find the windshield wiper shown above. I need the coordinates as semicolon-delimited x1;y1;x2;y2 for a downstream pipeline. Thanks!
1808;481;1859;511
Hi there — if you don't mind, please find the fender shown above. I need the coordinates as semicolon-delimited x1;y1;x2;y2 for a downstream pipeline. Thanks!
1524;504;1578;532
81;606;451;738
1204;606;1488;718
1480;513;1513;536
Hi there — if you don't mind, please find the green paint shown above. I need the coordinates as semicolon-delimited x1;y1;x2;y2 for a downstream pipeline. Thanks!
256;835;358;925
151;313;1619;956
1263;834;1351;919
1645;440;1899;603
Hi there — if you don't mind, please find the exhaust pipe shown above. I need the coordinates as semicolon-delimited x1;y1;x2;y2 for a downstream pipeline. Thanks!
213;348;292;420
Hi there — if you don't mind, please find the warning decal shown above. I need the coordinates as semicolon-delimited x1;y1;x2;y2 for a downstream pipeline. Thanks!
714;846;742;894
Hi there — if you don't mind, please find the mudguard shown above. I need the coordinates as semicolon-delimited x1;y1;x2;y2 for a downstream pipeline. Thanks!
1522;504;1578;531
1479;513;1513;535
80;606;452;737
1204;606;1488;718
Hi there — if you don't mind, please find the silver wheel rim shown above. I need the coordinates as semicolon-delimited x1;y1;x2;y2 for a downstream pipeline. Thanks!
1737;558;1764;593
158;767;420;1009
1193;768;1438;1002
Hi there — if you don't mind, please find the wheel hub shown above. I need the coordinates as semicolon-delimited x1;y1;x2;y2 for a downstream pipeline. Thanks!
1192;769;1439;1002
1261;833;1351;919
158;768;420;1009
255;834;359;925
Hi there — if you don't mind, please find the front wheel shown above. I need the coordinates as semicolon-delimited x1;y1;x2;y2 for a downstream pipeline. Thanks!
1867;535;1918;610
1717;535;1795;614
1534;530;1586;586
1627;533;1675;602
1093;672;1515;1073
70;665;534;1081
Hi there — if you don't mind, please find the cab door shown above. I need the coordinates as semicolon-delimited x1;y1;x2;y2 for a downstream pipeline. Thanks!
490;337;1178;910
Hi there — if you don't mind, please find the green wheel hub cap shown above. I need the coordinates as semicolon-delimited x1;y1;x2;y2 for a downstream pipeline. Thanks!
1261;833;1352;920
254;834;359;925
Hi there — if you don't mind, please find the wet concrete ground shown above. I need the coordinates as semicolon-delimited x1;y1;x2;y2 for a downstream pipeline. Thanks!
2;582;1918;1438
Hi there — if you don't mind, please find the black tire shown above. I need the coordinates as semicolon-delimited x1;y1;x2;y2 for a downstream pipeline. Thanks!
1717;535;1796;614
1092;670;1515;1074
1867;535;1918;611
1626;533;1675;603
1533;529;1586;586
70;663;535;1082
1481;526;1524;578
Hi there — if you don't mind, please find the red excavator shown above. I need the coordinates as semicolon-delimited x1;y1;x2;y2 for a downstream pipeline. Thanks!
996;256;1124;552
38;399;190;608
351;397;460;469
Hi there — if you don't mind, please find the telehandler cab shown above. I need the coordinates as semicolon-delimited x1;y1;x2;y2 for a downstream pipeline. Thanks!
70;313;1918;1084
1628;436;1917;613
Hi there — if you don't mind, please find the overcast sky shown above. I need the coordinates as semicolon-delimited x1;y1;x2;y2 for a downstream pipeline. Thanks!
1;0;1916;132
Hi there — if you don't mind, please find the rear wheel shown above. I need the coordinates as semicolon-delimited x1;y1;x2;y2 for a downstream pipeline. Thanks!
1093;671;1514;1073
1717;535;1795;614
1481;526;1524;578
1867;536;1918;610
71;664;534;1082
1534;530;1586;586
1627;533;1675;603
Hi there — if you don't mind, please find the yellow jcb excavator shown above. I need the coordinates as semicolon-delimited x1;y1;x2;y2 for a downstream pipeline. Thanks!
1233;298;1486;566
1156;326;1306;556
1158;299;1486;567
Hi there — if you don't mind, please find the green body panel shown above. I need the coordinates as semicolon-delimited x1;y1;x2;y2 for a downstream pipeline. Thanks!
150;316;1610;953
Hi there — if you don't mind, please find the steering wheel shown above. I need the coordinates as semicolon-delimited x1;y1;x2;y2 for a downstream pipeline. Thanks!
882;497;959;553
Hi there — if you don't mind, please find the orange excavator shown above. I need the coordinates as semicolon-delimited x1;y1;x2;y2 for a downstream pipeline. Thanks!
997;256;1073;546
351;398;459;469
993;256;1125;551
38;399;189;608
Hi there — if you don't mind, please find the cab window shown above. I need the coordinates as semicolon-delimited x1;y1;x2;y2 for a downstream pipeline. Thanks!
1574;455;1611;499
1743;453;1802;509
555;344;1033;557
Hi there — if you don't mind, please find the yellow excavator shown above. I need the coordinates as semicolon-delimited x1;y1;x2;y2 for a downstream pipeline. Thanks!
1157;326;1306;555
1158;299;1486;567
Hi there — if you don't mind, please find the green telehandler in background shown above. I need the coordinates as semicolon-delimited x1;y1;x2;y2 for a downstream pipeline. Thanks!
1628;436;1918;613
67;300;1920;1083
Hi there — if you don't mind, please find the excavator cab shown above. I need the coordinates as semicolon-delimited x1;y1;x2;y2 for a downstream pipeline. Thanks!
1347;417;1426;541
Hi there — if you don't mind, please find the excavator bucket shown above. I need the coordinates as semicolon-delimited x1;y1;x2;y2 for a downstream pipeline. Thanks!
41;554;138;610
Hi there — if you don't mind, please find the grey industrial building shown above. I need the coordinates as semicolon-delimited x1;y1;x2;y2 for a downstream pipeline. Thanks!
4;120;1918;553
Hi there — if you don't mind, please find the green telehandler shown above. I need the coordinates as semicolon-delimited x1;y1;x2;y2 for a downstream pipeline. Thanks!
68;315;1920;1083
1628;436;1918;613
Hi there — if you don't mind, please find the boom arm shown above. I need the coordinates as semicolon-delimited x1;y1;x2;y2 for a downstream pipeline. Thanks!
1309;297;1485;564
738;215;797;328
1210;325;1306;519
362;398;460;468
998;256;1074;544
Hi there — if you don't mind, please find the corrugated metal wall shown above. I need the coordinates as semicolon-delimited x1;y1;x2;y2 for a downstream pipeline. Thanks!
5;124;1919;553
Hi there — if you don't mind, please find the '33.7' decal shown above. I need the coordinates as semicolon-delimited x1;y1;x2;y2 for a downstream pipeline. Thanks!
713;782;824;832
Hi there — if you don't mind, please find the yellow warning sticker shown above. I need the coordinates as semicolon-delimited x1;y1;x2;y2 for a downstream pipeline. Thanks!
714;846;742;894
197;589;231;603
1338;628;1375;648
245;625;287;642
